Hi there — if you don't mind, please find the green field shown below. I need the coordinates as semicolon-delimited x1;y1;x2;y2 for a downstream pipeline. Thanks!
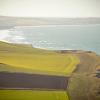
0;41;79;76
0;90;69;100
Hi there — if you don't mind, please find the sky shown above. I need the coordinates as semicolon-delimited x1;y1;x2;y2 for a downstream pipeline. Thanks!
0;0;100;17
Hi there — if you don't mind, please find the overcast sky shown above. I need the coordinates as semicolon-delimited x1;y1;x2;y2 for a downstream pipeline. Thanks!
0;0;100;17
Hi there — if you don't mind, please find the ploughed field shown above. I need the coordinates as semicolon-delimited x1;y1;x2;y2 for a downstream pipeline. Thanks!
0;41;100;100
0;72;68;90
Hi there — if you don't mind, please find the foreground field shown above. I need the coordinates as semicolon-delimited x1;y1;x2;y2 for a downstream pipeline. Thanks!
0;41;75;100
0;90;69;100
0;72;68;90
0;41;79;76
1;41;100;100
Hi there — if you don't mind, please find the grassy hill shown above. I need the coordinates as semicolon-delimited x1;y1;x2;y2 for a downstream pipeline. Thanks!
0;41;79;76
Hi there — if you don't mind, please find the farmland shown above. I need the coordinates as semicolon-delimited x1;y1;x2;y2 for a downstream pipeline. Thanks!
0;41;100;100
0;90;69;100
0;41;79;100
0;41;79;76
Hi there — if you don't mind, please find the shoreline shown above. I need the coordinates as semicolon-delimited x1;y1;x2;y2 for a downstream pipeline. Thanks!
0;40;98;55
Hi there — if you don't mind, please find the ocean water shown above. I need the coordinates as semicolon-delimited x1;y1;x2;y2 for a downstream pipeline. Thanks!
0;25;100;54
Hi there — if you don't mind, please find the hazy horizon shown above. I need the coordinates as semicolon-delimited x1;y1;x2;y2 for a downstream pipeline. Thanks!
0;0;100;18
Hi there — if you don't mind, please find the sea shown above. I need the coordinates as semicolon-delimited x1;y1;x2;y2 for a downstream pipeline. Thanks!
0;24;100;54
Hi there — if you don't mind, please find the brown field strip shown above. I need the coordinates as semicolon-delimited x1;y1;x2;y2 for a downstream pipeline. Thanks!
0;72;68;90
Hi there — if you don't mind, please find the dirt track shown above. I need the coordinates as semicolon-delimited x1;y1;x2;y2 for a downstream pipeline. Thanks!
0;72;68;90
67;52;100;100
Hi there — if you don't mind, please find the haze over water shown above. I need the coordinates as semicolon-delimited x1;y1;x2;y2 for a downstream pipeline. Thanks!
0;24;100;54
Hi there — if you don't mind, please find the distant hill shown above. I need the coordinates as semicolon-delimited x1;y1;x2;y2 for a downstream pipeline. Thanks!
0;16;100;29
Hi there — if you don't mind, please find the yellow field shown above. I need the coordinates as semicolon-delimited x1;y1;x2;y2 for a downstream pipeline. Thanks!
0;41;79;76
0;90;69;100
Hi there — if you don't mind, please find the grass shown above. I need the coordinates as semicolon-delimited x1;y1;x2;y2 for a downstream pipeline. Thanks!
0;90;69;100
0;41;79;76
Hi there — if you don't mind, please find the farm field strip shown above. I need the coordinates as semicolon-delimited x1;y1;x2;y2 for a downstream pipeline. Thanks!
0;72;68;90
0;53;79;76
0;90;69;100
